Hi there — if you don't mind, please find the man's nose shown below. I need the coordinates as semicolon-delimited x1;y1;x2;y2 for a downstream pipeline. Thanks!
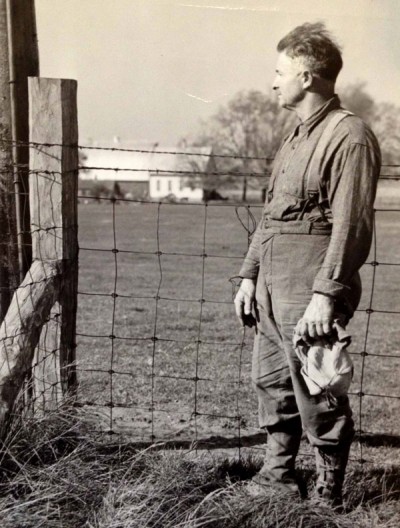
272;77;279;91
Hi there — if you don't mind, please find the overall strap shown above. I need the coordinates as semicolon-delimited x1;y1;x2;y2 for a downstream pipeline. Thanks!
306;109;354;196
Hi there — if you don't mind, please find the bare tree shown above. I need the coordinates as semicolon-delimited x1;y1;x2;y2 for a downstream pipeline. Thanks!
339;81;376;124
339;81;400;164
371;102;400;165
183;90;296;201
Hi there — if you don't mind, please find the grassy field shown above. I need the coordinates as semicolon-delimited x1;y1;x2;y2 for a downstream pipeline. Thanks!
76;196;400;462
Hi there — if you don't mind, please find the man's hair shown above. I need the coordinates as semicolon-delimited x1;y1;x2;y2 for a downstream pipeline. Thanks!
277;22;343;82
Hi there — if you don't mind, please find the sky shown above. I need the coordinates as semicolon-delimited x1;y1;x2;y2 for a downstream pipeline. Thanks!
36;0;400;145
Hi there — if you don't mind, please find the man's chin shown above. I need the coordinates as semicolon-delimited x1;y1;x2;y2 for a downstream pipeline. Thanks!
280;101;295;111
277;97;289;109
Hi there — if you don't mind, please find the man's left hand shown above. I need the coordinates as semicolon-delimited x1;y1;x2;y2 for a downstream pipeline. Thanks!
295;293;335;340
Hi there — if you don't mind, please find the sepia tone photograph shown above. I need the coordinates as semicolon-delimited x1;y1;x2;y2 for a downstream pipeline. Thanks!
0;0;399;526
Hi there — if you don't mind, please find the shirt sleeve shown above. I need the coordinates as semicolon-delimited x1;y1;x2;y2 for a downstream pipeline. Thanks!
312;142;381;297
238;219;262;280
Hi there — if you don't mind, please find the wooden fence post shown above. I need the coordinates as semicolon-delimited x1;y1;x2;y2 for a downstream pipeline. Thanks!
0;77;78;431
0;0;19;319
0;0;39;318
7;0;40;280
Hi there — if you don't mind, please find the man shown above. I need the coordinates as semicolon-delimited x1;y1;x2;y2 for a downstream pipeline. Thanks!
234;22;381;505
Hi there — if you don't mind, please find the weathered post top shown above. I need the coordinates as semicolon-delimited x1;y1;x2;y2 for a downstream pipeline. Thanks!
29;77;78;261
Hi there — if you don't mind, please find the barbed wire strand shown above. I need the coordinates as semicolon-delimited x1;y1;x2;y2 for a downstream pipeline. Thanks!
1;137;276;163
2;137;400;168
79;165;400;180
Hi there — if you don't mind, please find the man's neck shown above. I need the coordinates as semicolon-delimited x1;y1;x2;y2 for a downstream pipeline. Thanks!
294;92;334;122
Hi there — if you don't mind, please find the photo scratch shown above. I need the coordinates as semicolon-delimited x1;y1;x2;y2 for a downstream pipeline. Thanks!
179;4;279;12
184;92;213;103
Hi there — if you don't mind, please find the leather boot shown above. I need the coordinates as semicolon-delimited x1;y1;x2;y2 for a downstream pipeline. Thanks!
314;443;351;508
251;429;307;499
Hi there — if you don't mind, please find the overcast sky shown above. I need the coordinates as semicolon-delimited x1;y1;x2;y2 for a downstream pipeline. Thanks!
36;0;400;145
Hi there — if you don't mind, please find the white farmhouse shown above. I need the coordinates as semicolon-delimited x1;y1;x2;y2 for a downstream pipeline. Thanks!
149;147;215;201
79;139;214;202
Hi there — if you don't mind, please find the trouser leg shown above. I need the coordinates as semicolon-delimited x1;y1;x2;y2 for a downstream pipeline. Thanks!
268;233;355;500
253;233;355;487
269;234;355;451
314;441;353;506
276;303;354;450
276;301;354;502
252;263;302;482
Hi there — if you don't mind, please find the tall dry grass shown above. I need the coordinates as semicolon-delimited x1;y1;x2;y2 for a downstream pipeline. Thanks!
0;408;399;528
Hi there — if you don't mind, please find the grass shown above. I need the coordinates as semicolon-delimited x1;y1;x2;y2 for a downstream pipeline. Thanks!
0;409;399;528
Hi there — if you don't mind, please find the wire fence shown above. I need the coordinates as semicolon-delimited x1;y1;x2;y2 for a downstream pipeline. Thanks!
1;139;400;466
71;142;400;464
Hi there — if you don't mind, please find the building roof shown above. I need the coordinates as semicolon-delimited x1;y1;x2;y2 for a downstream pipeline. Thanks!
80;140;213;182
148;146;213;177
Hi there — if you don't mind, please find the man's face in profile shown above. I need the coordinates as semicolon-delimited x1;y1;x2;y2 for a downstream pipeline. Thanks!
273;52;306;111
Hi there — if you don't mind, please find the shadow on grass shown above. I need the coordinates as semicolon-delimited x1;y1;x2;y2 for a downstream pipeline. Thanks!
345;466;400;507
356;432;400;448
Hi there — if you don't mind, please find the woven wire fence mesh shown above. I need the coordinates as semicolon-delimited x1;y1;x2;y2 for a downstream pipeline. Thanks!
71;143;400;464
2;140;399;465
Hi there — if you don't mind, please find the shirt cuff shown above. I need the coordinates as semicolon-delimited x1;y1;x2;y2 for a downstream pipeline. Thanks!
238;260;259;280
312;277;351;298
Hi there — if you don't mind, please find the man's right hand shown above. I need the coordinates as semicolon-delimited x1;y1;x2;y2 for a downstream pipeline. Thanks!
234;278;257;328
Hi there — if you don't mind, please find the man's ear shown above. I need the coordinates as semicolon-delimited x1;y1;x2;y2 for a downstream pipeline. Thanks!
302;70;313;90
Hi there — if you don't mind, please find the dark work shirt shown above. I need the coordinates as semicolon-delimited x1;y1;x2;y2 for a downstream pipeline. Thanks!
239;95;381;299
